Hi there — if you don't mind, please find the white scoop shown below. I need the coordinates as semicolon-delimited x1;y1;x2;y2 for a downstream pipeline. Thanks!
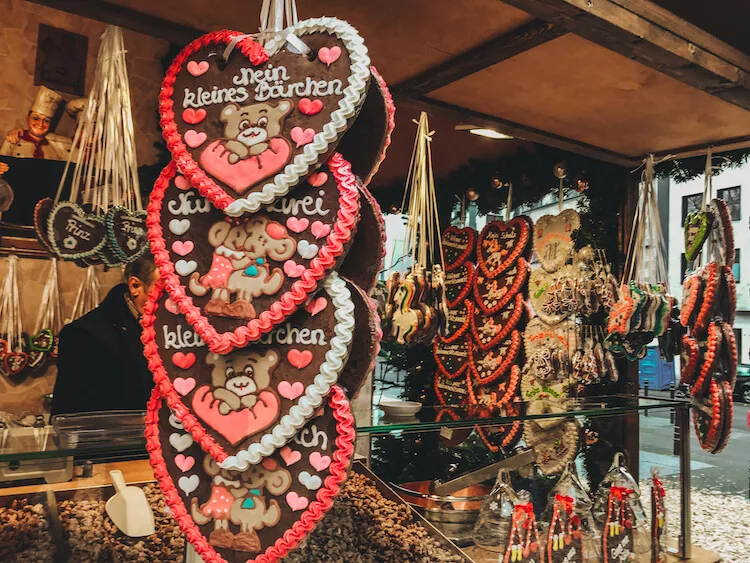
105;470;156;537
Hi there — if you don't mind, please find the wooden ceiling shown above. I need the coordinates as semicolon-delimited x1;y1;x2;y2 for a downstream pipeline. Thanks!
31;0;750;178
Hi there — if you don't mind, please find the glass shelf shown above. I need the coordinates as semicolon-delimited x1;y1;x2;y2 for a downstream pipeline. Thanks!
0;395;684;463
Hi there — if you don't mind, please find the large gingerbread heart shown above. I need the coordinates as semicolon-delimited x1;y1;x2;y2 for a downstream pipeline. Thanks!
146;385;354;563
477;217;531;278
159;21;370;216
46;201;107;260
474;258;529;315
336;66;395;188
442;226;476;272
533;209;580;272
444;262;475;308
433;332;471;379
471;293;525;351
142;272;353;470
147;155;358;353
468;330;521;385
105;206;148;264
338;183;386;294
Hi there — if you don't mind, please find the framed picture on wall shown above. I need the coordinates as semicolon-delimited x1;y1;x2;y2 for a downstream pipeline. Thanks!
34;24;88;96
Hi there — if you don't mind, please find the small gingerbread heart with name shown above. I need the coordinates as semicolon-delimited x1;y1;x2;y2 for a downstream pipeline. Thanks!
477;217;531;278
160;20;370;215
105;206;148;264
474;259;529;316
468;330;521;385
434;369;470;407
433;332;470;379
47;201;107;260
533;209;580;273
444;263;475;308
442;226;477;272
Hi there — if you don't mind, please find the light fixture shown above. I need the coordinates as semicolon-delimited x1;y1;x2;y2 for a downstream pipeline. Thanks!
455;124;514;140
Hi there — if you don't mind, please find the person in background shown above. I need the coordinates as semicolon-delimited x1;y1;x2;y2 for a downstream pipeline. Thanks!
51;255;159;416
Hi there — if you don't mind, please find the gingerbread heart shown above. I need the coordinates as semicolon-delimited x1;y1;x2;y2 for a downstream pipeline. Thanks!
146;384;354;562
142;272;353;470
441;299;472;342
684;210;712;262
434;369;470;407
477;217;531;278
444;262;475;308
3;351;28;376
680;335;700;385
474;258;529;315
442;226;477;272
709;198;735;267
147;156;359;354
524;317;578;356
33;198;56;253
528;265;576;325
337;278;380;398
692;378;723;452
338;183;386;294
533;209;580;273
47;201;107;260
471;293;525;351
710;381;732;454
105;206;148;263
469;400;523;453
433;332;470;379
469;330;521;385
28;329;54;352
468;364;521;408
336;66;395;188
159;21;370;216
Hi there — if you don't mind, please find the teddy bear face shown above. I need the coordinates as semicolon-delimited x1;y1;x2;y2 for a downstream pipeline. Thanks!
220;101;292;150
209;349;279;398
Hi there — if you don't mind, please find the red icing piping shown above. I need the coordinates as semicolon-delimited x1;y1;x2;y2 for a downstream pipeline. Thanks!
473;258;530;316
445;263;475;309
146;153;360;354
362;66;395;188
145;385;355;563
442;227;476;273
159;31;268;211
468;330;521;385
470;293;524;351
433;335;470;380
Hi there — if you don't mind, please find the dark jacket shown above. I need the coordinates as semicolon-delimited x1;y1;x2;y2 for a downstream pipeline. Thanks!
51;284;153;415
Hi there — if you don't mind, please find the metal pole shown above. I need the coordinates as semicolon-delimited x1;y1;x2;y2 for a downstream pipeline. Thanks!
669;383;675;424
678;402;692;560
644;380;649;417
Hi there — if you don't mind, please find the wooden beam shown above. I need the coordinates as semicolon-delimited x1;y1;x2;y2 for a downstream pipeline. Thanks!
652;134;750;161
408;95;639;167
500;0;750;111
26;0;205;46
392;20;566;97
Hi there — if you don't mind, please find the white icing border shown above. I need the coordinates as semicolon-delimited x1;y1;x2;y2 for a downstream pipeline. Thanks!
219;272;354;469
223;17;370;217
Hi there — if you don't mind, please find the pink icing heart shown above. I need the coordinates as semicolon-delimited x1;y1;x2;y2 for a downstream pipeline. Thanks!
304;297;327;316
174;175;190;190
172;352;196;370
286;217;309;233
287;349;313;369
182;108;206;125
284;260;305;278
286;492;309;511
173;377;196;396
318;46;341;66
298;98;323;116
280;446;302;467
186;60;209;76
174;454;195;472
165;298;180;315
184;130;207;148
308;172;328;187
290;127;315;147
192;387;279;446
278;380;305;400
309;452;332;472
172;240;194;256
310;221;331;239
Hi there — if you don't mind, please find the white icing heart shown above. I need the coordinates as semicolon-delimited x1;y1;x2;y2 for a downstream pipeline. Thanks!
298;470;322;490
178;474;200;495
169;218;191;235
169;432;193;452
175;259;198;276
297;240;319;259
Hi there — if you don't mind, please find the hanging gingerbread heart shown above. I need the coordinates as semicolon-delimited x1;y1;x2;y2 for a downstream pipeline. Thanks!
683;210;712;262
336;66;395;188
471;293;525;351
524;317;578;356
468;364;521;407
692;378;724;452
711;381;732;454
160;21;370;216
441;226;476;272
338;183;386;294
33;198;56;253
433;332;470;379
476;217;531;278
46;201;107;260
148;156;359;354
534;209;580;273
3;350;28;376
337;278;380;398
434;369;470;407
529;265;577;325
709;198;734;266
441;299;472;342
146;384;354;562
105;206;149;264
474;258;529;315
142;272;354;470
444;262;475;308
468;330;521;385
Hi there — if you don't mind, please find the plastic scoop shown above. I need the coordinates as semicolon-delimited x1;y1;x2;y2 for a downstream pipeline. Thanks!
105;470;155;537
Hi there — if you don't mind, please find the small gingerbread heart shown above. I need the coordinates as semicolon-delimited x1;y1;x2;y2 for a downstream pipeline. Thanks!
683;210;712;262
441;226;476;272
477;217;531;278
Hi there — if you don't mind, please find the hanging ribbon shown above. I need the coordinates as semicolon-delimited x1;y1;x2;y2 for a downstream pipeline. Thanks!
555;493;575;515
67;267;100;324
33;259;63;336
0;255;24;356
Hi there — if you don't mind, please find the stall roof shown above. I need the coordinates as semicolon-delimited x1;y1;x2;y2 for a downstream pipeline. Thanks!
32;0;750;173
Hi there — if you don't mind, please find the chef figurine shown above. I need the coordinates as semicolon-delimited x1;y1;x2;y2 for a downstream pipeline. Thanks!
0;86;75;170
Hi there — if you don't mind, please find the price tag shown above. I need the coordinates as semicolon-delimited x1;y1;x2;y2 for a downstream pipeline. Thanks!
440;427;453;440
